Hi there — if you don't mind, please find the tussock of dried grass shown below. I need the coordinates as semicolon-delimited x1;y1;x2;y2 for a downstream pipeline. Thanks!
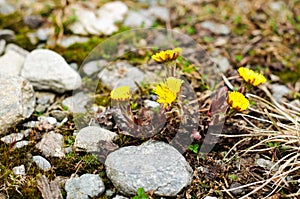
221;85;300;198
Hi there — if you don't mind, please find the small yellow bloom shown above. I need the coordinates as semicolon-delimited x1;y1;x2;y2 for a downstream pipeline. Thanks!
227;91;249;111
154;84;176;108
110;86;131;101
238;67;267;86
154;77;183;108
152;47;182;63
165;77;183;94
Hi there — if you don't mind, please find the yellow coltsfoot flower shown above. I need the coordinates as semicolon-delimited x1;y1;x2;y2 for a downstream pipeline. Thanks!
152;47;182;63
165;77;183;94
154;84;177;108
154;77;183;108
238;67;267;86
110;86;131;101
227;91;249;111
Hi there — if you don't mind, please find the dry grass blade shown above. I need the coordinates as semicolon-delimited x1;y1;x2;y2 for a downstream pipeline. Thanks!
221;86;300;198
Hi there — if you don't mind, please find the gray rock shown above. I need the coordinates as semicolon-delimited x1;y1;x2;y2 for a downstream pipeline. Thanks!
65;174;105;199
147;6;169;22
0;39;5;55
23;15;44;29
69;2;127;36
75;126;118;152
36;27;52;41
82;59;107;76
50;110;68;121
35;92;55;105
62;92;90;113
33;155;51;171
0;1;15;15
96;1;128;22
5;43;29;57
12;165;26;175
230;182;244;196
21;49;82;93
269;1;285;11
0;29;15;41
200;21;230;35
38;116;57;125
105;141;193;196
0;75;35;134
98;61;145;91
0;50;26;75
36;131;65;158
13;140;29;149
271;84;291;101
255;158;278;170
57;36;89;48
123;11;154;28
1;133;24;144
210;56;230;73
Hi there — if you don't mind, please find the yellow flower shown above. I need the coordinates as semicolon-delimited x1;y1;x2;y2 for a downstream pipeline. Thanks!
227;91;249;111
110;86;131;101
238;67;267;86
154;77;183;108
152;47;182;63
154;84;177;108
165;77;183;94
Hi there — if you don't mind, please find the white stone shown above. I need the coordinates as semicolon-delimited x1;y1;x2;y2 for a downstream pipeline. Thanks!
0;75;35;134
75;126;118;152
21;49;82;93
33;155;51;171
65;174;105;199
35;131;65;158
1;133;24;144
105;141;193;196
0;50;26;76
13;165;26;175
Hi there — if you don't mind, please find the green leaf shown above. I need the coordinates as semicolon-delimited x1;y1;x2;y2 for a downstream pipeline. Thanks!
228;174;238;180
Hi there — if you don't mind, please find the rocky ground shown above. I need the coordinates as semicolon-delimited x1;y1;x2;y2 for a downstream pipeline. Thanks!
0;0;299;199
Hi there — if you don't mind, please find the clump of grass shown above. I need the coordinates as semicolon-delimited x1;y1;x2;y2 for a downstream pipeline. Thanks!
221;85;300;198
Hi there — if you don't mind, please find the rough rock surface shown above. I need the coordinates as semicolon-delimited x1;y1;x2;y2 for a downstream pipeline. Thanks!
0;75;35;134
75;126;118;152
21;49;81;93
36;131;65;158
98;61;145;91
33;155;51;171
105;141;193;196
65;174;105;199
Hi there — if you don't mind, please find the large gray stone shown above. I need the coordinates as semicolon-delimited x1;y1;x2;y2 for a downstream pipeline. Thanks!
21;49;81;93
0;50;26;76
98;61;145;91
65;174;105;199
62;92;91;113
75;126;118;152
35;131;65;158
0;75;35;134
105;141;193;196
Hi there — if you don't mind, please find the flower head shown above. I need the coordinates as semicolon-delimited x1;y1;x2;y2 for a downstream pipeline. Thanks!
154;84;177;108
238;67;267;86
154;77;183;108
165;77;183;94
110;86;131;101
152;47;182;63
227;91;249;111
